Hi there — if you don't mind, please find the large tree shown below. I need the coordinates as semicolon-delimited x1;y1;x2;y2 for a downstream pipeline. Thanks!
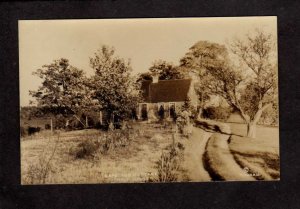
149;60;186;80
89;45;141;122
180;41;224;118
30;58;96;127
229;30;278;137
181;30;277;138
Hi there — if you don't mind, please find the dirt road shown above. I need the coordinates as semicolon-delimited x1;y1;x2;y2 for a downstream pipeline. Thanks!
182;127;212;182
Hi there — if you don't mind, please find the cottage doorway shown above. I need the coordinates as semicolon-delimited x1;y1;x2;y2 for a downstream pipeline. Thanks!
158;104;165;120
141;104;148;120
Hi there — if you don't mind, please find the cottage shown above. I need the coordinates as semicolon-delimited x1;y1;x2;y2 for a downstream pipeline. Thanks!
137;73;198;121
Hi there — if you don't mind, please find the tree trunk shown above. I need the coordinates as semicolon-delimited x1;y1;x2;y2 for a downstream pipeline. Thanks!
247;122;257;138
242;103;272;138
198;107;203;119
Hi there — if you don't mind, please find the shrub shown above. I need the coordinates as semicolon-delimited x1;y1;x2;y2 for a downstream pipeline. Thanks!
20;126;27;137
69;130;134;159
45;124;51;129
72;140;99;159
176;110;192;137
149;143;184;182
203;106;232;121
27;126;41;135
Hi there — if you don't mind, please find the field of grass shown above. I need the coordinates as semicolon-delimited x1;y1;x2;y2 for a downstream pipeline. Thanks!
21;120;279;184
228;123;280;180
21;122;191;184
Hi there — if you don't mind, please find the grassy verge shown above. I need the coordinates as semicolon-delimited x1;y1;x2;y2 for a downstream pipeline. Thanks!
203;133;254;181
229;135;279;180
228;124;279;180
21;123;187;184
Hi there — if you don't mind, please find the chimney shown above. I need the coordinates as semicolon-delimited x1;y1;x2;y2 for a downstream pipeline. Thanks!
152;72;159;83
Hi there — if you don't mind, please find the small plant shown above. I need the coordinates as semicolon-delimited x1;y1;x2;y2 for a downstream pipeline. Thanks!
149;143;185;183
176;142;185;151
23;155;56;184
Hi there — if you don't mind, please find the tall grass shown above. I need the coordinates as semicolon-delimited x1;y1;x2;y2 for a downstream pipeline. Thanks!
23;133;60;184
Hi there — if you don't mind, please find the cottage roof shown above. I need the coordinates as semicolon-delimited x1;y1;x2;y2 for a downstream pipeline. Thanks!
141;79;192;103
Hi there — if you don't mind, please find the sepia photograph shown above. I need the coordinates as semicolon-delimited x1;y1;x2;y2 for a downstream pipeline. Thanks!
19;17;279;184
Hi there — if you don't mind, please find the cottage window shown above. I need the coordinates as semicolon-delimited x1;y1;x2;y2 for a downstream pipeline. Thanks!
157;103;165;110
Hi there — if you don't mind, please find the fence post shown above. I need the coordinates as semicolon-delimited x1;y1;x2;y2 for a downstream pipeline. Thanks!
85;115;88;128
99;111;103;125
50;118;53;133
172;123;177;150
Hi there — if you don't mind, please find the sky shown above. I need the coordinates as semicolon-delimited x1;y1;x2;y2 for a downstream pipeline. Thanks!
19;17;277;106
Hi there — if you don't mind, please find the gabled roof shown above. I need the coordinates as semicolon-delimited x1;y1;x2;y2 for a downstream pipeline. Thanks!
141;79;192;103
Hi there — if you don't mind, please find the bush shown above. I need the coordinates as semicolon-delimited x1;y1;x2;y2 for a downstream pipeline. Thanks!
20;126;27;137
45;124;51;129
27;126;41;135
71;140;99;159
203;106;232;121
194;119;231;134
69;130;133;159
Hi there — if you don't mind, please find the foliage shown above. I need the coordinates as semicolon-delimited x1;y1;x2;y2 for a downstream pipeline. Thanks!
181;97;192;111
20;106;47;120
149;60;186;80
30;58;96;127
71;140;99;159
27;126;41;135
69;129;134;159
180;45;216;117
203;106;232;121
149;143;184;182
89;45;141;121
180;97;197;119
181;30;278;137
259;102;278;125
136;72;153;82
20;126;27;137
